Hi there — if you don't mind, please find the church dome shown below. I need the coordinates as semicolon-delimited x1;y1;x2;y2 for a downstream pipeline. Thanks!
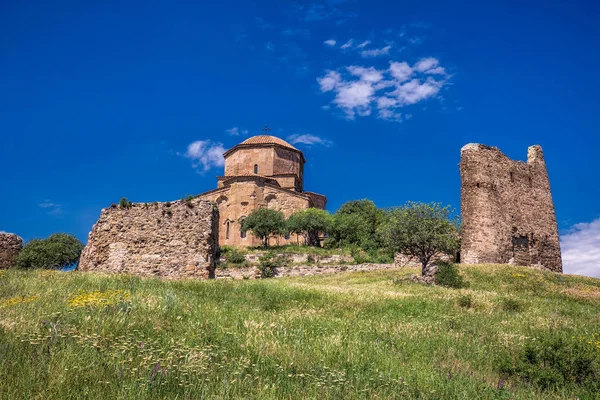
240;135;298;151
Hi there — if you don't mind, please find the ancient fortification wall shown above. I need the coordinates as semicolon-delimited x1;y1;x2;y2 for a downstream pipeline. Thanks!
0;233;23;268
78;199;219;278
460;144;562;272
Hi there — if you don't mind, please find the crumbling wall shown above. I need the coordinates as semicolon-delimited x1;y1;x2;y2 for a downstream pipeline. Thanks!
78;199;219;278
460;144;562;272
0;233;23;268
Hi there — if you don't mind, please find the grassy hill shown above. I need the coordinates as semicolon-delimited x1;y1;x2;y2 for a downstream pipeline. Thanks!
1;265;599;399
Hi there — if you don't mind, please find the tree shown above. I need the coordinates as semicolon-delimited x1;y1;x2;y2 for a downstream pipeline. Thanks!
287;208;332;247
378;202;459;275
240;208;286;247
15;233;85;270
329;199;384;250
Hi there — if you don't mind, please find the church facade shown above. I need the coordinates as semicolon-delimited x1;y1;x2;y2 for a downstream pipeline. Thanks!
197;135;327;247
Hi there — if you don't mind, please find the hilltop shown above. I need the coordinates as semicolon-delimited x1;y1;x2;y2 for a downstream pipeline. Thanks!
0;265;599;399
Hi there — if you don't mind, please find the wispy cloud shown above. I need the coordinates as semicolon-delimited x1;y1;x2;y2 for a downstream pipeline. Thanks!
317;57;449;120
182;140;225;172
357;40;371;48
360;45;392;58
294;3;356;22
226;127;249;136
39;200;62;216
340;39;354;49
324;39;337;47
287;134;333;146
282;28;310;38
256;17;273;29
265;42;275;52
561;218;600;278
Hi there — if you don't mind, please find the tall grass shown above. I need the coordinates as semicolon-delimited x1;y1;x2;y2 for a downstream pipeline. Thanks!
0;265;599;399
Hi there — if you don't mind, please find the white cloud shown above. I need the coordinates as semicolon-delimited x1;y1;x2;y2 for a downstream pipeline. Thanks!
317;57;448;121
561;218;600;278
265;42;275;52
317;70;342;92
183;140;225;172
340;39;354;49
360;45;392;58
226;127;240;136
389;61;413;82
346;66;383;83
324;39;337;47
225;127;249;136
39;200;62;216
357;40;371;48
287;134;333;146
414;57;446;75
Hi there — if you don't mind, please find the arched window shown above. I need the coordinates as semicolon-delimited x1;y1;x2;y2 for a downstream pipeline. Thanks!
253;164;258;174
226;221;230;240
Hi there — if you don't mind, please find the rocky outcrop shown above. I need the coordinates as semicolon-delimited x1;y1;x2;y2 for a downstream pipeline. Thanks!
0;233;23;268
78;199;219;279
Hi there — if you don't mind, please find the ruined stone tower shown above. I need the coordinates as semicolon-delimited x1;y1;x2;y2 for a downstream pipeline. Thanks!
460;144;562;272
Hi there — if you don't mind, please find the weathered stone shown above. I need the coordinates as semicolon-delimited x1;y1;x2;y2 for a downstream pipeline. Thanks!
197;135;327;247
78;199;219;279
0;233;23;269
460;144;562;272
214;263;400;280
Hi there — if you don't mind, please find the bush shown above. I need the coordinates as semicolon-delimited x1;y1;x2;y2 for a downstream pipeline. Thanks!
119;197;132;209
258;252;289;278
501;297;524;312
434;262;465;288
226;248;246;265
498;334;600;391
457;294;473;308
15;233;85;270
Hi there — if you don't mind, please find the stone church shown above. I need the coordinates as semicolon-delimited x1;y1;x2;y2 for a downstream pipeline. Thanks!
197;135;327;247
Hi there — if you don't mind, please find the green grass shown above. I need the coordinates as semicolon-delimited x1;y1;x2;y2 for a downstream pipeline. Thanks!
0;265;599;399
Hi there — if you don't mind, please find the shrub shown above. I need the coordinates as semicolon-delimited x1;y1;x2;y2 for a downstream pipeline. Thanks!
258;252;289;278
501;297;524;312
15;233;84;270
434;262;465;288
183;195;194;208
350;247;370;264
498;334;600;391
226;248;246;265
119;197;132;209
457;294;473;308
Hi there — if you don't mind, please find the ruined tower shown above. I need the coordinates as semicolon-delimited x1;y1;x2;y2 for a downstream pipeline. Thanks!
459;144;562;272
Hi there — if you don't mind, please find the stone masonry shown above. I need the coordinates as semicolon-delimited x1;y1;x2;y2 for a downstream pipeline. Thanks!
460;144;562;272
78;199;219;278
198;135;327;247
0;233;23;268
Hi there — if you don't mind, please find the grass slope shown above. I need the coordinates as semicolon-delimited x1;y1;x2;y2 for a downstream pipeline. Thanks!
0;265;599;399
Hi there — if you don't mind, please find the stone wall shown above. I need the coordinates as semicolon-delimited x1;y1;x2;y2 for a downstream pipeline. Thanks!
78;199;219;278
215;263;399;280
0;233;23;269
460;144;562;272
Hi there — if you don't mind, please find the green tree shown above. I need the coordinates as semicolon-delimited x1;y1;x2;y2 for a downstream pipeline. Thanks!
329;199;383;249
15;233;85;270
378;202;459;275
287;208;332;247
240;208;286;247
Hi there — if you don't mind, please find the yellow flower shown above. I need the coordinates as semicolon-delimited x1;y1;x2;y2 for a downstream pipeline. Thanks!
67;290;130;308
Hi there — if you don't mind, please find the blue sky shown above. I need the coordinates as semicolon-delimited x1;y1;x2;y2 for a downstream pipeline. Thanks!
1;0;599;276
